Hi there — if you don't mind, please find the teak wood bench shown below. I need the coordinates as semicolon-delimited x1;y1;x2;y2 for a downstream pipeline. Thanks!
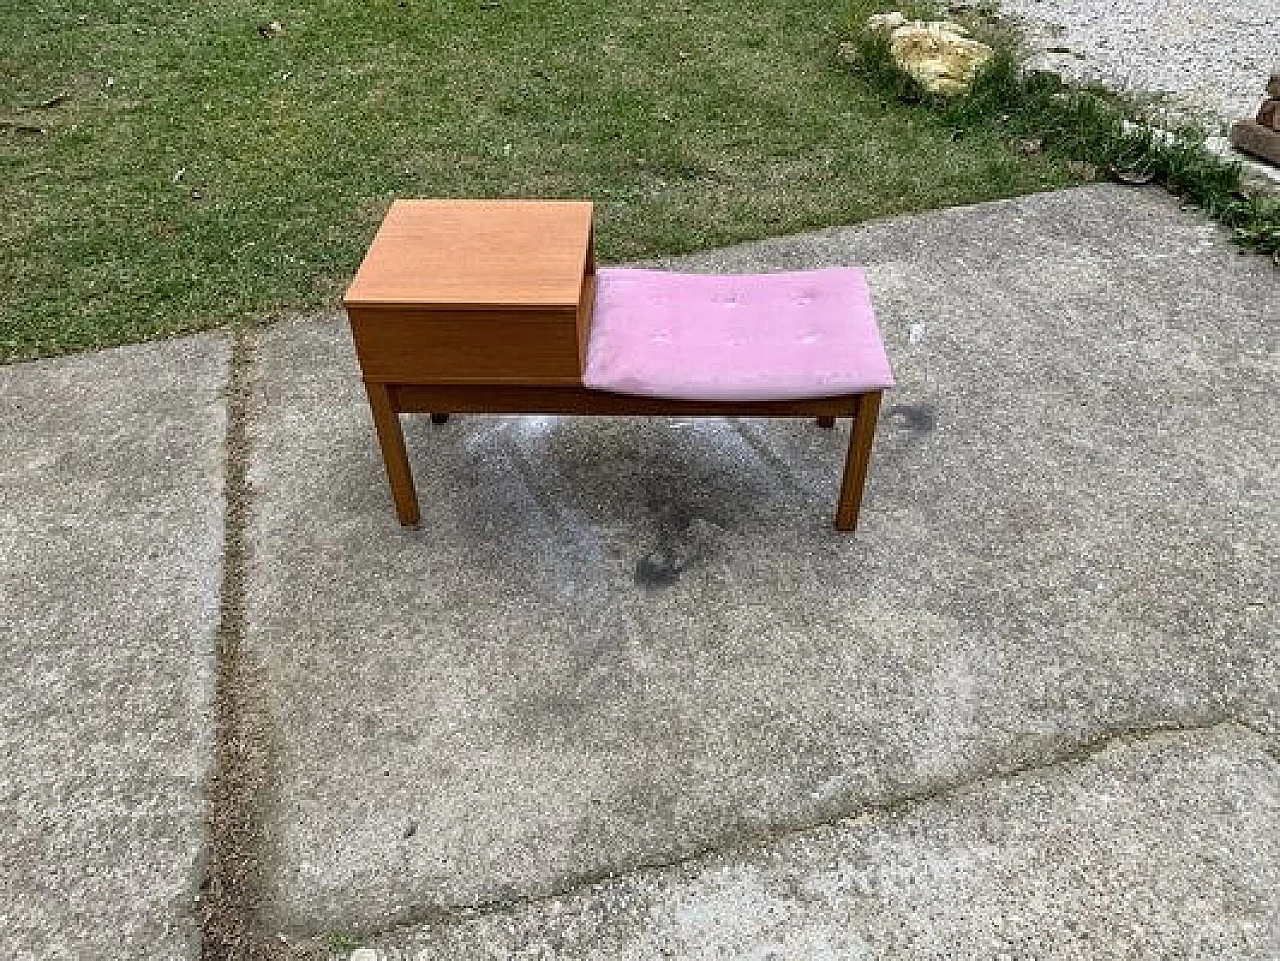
344;200;894;532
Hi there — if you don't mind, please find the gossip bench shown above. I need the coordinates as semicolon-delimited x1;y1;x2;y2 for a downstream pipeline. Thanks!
344;200;894;532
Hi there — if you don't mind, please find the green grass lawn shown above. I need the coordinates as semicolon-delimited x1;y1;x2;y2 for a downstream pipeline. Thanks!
1;0;1082;362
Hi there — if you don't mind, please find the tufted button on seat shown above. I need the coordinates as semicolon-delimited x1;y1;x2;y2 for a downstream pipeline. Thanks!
583;268;894;401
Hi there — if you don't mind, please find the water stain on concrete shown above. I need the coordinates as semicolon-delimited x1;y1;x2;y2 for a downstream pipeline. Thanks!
635;548;686;588
633;496;725;591
886;403;937;433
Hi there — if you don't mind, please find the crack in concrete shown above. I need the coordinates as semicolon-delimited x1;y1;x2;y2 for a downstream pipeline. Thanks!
337;715;1275;944
201;328;279;961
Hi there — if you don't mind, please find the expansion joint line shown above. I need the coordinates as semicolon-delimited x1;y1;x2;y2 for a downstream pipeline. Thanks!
201;328;271;961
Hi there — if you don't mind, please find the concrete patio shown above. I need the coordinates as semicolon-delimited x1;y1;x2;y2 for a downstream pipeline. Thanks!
2;185;1276;960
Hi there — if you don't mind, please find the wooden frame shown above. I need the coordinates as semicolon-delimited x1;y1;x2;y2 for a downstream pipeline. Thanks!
362;382;883;532
346;199;887;535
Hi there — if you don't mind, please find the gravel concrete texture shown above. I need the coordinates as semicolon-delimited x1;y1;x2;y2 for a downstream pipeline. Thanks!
243;184;1278;937
367;724;1280;959
0;337;228;960
999;0;1277;124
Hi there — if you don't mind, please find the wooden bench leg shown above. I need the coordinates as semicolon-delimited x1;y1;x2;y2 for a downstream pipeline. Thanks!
364;382;421;527
816;416;835;428
431;413;450;424
835;391;882;532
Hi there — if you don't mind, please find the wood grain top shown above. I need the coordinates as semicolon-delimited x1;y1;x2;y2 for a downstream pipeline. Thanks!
344;199;594;309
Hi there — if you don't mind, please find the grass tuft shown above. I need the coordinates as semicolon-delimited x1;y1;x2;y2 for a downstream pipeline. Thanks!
840;0;1280;260
323;930;361;953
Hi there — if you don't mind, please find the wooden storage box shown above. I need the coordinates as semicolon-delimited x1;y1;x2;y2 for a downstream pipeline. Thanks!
344;199;596;385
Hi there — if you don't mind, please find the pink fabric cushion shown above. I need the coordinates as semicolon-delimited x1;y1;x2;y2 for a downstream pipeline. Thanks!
583;267;894;401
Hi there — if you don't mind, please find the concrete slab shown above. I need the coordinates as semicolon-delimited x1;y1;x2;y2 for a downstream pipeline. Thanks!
244;185;1278;935
366;724;1280;959
0;337;228;960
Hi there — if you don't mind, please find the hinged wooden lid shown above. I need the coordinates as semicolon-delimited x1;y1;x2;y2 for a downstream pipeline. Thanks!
344;199;594;310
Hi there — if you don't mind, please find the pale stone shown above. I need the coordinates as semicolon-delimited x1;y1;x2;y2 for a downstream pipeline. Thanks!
866;11;908;33
889;21;994;96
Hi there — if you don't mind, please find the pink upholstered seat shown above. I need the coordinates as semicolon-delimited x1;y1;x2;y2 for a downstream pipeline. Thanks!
583;267;894;401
